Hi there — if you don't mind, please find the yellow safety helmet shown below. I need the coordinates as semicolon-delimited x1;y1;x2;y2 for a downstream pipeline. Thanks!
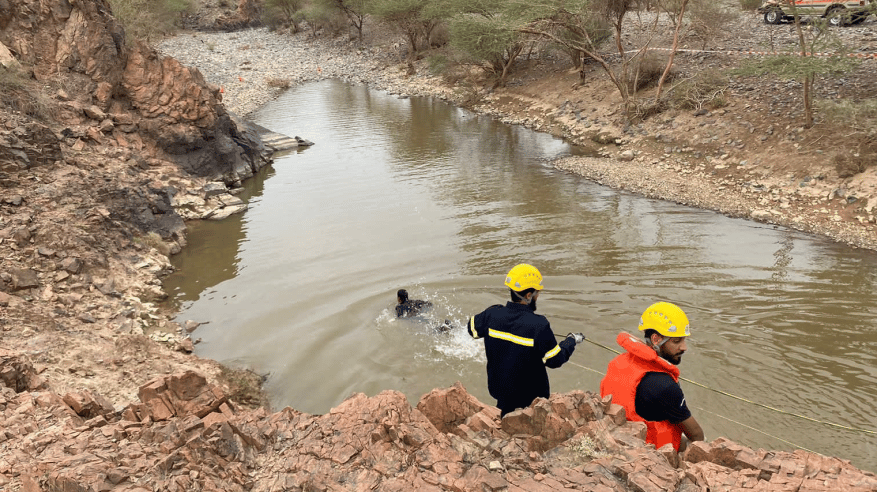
504;264;543;292
639;302;691;337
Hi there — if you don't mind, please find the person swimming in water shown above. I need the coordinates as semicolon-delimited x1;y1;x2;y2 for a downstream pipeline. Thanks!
395;289;432;318
394;289;453;333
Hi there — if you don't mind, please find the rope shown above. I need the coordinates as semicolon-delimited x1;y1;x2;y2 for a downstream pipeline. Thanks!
556;333;877;436
562;357;817;451
692;405;816;453
643;46;877;59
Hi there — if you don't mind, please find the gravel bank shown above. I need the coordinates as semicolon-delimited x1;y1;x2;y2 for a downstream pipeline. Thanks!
158;28;457;117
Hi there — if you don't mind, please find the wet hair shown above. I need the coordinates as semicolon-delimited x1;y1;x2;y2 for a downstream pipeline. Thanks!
397;289;408;303
510;287;536;302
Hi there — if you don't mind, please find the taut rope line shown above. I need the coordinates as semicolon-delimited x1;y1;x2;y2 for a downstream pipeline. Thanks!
555;334;877;436
560;357;815;451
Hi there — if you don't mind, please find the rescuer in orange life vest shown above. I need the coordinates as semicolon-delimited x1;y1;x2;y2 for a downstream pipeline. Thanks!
468;264;584;417
600;302;705;452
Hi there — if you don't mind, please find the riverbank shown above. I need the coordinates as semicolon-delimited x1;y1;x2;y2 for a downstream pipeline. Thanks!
159;23;876;252
2;2;877;487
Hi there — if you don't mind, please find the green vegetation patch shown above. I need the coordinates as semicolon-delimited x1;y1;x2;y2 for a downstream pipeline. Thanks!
107;0;194;42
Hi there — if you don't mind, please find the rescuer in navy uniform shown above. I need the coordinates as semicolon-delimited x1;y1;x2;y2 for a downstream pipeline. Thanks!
467;264;584;417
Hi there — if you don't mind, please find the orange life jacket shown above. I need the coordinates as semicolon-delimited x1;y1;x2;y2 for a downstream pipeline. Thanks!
600;332;684;451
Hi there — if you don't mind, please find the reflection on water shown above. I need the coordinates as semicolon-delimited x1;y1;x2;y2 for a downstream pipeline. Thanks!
163;80;877;471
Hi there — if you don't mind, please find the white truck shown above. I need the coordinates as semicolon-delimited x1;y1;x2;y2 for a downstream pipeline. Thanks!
759;0;875;25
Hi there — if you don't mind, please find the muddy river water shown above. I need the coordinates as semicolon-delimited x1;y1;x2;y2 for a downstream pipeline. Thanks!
163;80;877;470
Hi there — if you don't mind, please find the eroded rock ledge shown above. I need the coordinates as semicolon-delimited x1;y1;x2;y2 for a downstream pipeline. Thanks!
2;359;874;491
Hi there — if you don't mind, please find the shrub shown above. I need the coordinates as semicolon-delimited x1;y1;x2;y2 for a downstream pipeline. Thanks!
266;77;292;88
630;52;671;92
263;0;306;31
426;53;449;74
833;153;875;178
218;365;270;409
820;99;877;177
106;0;194;42
0;65;56;120
690;1;736;49
740;0;762;11
137;232;172;256
429;23;450;48
0;64;27;91
817;98;877;129
666;69;729;110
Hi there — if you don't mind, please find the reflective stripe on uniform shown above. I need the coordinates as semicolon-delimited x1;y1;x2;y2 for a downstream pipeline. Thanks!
469;317;480;339
488;328;534;347
542;344;560;362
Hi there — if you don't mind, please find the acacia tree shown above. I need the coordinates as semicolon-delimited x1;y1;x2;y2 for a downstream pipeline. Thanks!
448;1;526;88
298;2;337;37
369;0;447;59
264;0;306;32
325;0;370;41
740;4;858;127
510;0;691;116
508;0;633;111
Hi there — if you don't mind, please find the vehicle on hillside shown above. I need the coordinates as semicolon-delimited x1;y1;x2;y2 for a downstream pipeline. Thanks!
758;0;875;26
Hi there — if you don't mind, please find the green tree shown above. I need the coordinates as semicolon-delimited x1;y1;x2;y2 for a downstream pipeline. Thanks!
505;0;609;77
369;0;447;59
264;0;307;32
511;0;696;116
738;6;858;127
510;0;653;112
448;0;526;88
324;0;371;41
299;2;339;37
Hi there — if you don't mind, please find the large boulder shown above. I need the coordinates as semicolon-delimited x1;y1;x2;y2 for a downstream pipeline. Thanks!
415;381;495;433
0;350;47;392
0;114;64;172
130;370;228;421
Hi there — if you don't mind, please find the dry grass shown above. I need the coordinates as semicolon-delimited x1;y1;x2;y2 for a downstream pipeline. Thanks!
217;365;270;409
266;77;291;89
630;53;673;92
568;435;613;460
0;65;57;120
665;69;729;110
819;99;877;177
137;232;172;256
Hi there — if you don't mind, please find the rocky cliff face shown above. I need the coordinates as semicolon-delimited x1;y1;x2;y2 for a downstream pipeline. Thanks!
0;0;267;182
0;0;274;427
1;358;875;491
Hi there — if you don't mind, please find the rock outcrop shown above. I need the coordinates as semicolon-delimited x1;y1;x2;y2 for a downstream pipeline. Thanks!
2;357;875;491
0;0;269;184
213;0;263;32
0;113;63;172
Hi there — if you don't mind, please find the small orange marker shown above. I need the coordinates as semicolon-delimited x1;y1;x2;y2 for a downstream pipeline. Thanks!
239;76;244;82
220;86;224;93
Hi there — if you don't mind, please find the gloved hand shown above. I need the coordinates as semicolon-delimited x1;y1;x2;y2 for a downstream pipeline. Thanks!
567;332;585;344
